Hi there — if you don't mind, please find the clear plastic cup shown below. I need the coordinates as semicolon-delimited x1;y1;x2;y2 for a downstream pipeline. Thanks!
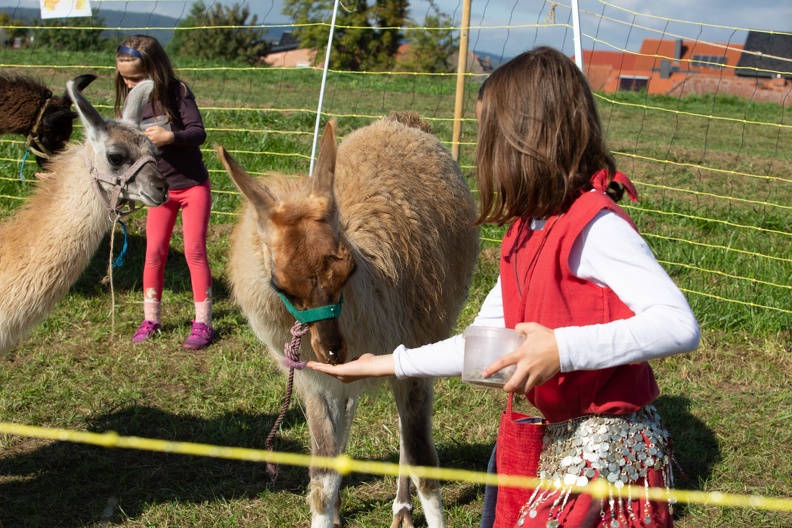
461;326;525;389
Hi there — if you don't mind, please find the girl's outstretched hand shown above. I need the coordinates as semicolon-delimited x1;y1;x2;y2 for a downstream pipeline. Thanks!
306;353;395;384
482;322;560;395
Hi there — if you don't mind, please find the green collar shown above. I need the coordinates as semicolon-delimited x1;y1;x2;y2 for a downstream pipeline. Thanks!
277;292;344;324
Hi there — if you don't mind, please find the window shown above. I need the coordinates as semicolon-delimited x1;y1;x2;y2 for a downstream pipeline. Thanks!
619;76;649;91
691;54;728;68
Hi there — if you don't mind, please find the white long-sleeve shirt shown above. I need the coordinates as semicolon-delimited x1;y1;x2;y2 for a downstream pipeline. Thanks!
393;210;700;378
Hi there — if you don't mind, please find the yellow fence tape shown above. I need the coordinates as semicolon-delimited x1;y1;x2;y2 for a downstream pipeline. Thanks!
2;422;792;513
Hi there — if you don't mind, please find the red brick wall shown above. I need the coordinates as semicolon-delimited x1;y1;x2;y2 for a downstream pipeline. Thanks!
667;75;792;106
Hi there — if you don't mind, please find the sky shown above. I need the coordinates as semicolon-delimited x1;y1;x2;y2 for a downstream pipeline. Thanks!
1;0;791;60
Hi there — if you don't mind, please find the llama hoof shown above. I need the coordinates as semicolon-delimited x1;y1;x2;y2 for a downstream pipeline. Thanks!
390;510;415;528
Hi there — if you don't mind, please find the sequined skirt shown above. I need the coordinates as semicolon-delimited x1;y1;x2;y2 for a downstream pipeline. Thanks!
539;406;671;489
516;406;675;527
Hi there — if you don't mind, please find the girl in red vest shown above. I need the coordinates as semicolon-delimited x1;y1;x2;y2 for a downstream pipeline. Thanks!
308;46;700;528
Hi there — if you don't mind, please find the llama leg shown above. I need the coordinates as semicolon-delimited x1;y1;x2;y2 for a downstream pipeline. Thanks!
338;396;359;455
391;377;445;528
392;473;415;528
335;397;358;526
304;389;351;528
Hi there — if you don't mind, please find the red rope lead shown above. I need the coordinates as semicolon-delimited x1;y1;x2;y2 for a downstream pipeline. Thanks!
265;320;309;477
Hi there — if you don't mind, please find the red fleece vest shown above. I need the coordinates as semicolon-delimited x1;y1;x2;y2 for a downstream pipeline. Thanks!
499;190;659;423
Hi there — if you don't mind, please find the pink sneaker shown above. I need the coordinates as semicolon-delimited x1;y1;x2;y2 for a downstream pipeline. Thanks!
132;320;161;343
183;321;214;350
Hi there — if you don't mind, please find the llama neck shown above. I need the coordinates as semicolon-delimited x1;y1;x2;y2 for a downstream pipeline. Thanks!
0;144;116;353
2;145;112;296
46;146;111;263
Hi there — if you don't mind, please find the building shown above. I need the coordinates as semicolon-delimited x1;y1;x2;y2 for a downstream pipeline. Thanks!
263;47;316;68
578;32;792;105
262;33;494;73
262;31;317;68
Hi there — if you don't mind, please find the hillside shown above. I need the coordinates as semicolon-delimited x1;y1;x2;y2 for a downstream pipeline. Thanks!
0;7;287;46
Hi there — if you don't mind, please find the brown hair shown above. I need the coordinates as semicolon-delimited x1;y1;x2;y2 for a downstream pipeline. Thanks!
475;46;617;226
114;35;179;121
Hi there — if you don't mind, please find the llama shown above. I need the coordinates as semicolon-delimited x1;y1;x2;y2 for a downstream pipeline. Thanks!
217;113;480;528
0;78;169;354
0;72;96;166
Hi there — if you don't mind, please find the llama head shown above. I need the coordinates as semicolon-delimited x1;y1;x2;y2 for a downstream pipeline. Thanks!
217;121;356;365
32;73;96;166
68;78;168;207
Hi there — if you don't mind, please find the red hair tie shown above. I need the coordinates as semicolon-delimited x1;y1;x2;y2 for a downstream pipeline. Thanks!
590;169;638;202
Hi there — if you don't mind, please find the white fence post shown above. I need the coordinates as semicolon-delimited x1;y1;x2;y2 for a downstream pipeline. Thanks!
309;0;342;177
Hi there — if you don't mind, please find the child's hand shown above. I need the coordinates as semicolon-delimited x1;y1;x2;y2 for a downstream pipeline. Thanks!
306;353;395;383
144;126;174;148
482;322;560;395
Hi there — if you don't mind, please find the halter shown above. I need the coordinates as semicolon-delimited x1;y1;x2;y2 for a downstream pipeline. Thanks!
25;96;54;159
85;152;158;217
277;292;344;324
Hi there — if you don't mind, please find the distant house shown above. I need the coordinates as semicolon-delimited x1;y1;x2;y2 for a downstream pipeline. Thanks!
262;35;494;73
394;43;494;74
270;31;299;54
579;39;744;93
263;31;316;68
578;34;791;105
263;48;317;68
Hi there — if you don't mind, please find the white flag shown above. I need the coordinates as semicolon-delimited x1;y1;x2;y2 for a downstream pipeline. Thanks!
40;0;93;19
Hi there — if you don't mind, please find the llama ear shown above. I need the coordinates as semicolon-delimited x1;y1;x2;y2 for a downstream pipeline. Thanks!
67;78;107;145
121;80;154;125
62;73;96;104
311;120;337;197
216;145;276;215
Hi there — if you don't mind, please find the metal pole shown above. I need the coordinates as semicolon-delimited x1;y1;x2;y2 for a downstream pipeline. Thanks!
310;0;342;176
451;0;472;161
571;0;584;70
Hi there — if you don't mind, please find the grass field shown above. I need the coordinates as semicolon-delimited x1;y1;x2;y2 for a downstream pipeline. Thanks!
0;49;791;527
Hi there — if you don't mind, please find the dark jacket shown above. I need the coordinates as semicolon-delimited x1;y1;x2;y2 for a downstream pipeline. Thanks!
140;82;209;190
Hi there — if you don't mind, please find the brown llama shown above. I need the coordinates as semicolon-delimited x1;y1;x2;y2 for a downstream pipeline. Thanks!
0;78;168;354
217;114;479;528
0;72;96;166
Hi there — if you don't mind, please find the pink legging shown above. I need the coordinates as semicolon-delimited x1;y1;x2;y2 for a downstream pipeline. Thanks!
143;180;212;303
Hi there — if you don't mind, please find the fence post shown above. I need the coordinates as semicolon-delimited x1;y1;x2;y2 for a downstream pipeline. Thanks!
451;0;472;162
571;0;584;70
309;0;342;177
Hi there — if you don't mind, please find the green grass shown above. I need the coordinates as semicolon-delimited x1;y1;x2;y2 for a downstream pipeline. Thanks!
0;49;791;527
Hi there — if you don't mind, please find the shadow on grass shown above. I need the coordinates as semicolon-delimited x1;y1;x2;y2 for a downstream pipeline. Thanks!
655;394;722;521
0;397;718;527
1;399;432;527
71;230;233;302
338;440;494;526
0;405;311;527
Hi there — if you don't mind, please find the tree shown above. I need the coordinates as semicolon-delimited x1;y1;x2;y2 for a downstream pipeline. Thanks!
0;13;28;44
282;0;407;71
33;11;110;52
396;6;458;73
169;1;270;64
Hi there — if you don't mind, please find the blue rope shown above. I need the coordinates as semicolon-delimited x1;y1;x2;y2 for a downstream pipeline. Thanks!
112;219;129;269
18;148;30;181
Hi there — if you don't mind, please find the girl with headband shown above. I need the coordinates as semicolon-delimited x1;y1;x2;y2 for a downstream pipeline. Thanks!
115;35;215;350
